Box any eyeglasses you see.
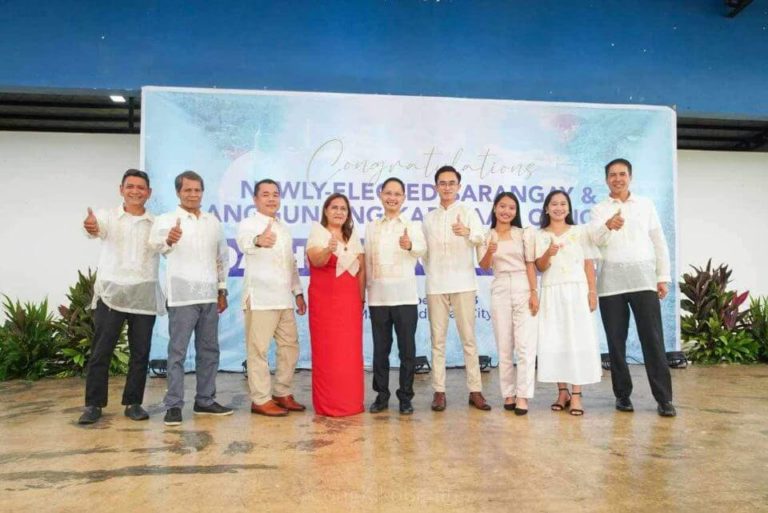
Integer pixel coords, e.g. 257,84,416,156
437,181,459,188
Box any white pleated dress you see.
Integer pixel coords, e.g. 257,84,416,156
535,225,603,385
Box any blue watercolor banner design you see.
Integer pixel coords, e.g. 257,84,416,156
141,86,678,371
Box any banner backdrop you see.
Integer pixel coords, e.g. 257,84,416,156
141,86,678,371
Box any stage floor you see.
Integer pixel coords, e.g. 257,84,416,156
1,365,767,512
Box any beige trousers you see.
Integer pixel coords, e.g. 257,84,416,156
491,273,537,399
427,291,482,393
244,308,299,405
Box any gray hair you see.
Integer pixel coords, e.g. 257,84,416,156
174,170,204,192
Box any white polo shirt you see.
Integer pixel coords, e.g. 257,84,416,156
88,205,164,315
588,193,671,297
150,207,229,307
364,214,426,306
422,201,484,295
236,211,303,310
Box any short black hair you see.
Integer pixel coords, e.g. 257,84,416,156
434,165,461,184
605,158,633,178
380,177,405,193
175,170,204,192
254,178,280,196
122,169,150,187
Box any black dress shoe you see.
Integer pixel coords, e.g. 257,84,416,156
78,406,102,425
615,397,634,412
164,407,182,426
514,407,528,416
124,404,149,421
369,400,389,414
399,401,414,415
193,401,234,416
503,403,517,411
657,401,677,417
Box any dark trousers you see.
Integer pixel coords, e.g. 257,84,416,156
599,290,673,403
369,304,417,402
85,300,156,407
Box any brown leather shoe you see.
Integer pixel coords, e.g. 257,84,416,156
272,394,306,412
431,392,446,412
468,392,491,411
250,400,289,417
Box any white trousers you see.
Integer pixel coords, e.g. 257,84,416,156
491,272,538,398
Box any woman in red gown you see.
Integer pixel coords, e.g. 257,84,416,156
306,193,366,416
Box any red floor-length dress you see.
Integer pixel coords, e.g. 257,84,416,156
308,253,364,416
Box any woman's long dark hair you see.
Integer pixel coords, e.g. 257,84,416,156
321,193,353,242
490,192,523,229
539,190,575,229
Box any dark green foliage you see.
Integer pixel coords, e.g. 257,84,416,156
0,296,64,380
56,269,129,376
745,297,768,362
0,269,131,381
679,259,756,364
682,318,759,364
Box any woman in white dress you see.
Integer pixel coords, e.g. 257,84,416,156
478,192,538,415
534,190,602,416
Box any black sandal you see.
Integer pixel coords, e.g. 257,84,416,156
569,391,584,416
550,387,571,411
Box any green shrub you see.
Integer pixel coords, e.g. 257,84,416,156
56,269,129,376
682,317,759,364
679,260,757,364
0,296,64,380
745,296,768,362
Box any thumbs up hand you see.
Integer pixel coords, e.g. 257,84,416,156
399,227,412,250
83,207,99,236
327,235,339,253
452,213,470,237
166,218,183,246
257,220,277,248
485,230,499,256
486,237,499,255
606,208,625,231
546,238,561,257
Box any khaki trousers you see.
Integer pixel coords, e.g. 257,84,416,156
244,308,299,405
427,291,482,393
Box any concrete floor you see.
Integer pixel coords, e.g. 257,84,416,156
1,365,767,513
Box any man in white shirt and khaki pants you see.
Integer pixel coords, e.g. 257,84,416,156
423,165,491,412
589,158,676,417
236,179,307,417
365,177,426,415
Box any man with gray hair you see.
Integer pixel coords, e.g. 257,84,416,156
150,170,233,426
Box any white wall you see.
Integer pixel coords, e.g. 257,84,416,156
0,132,139,309
678,150,768,297
1,133,767,313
